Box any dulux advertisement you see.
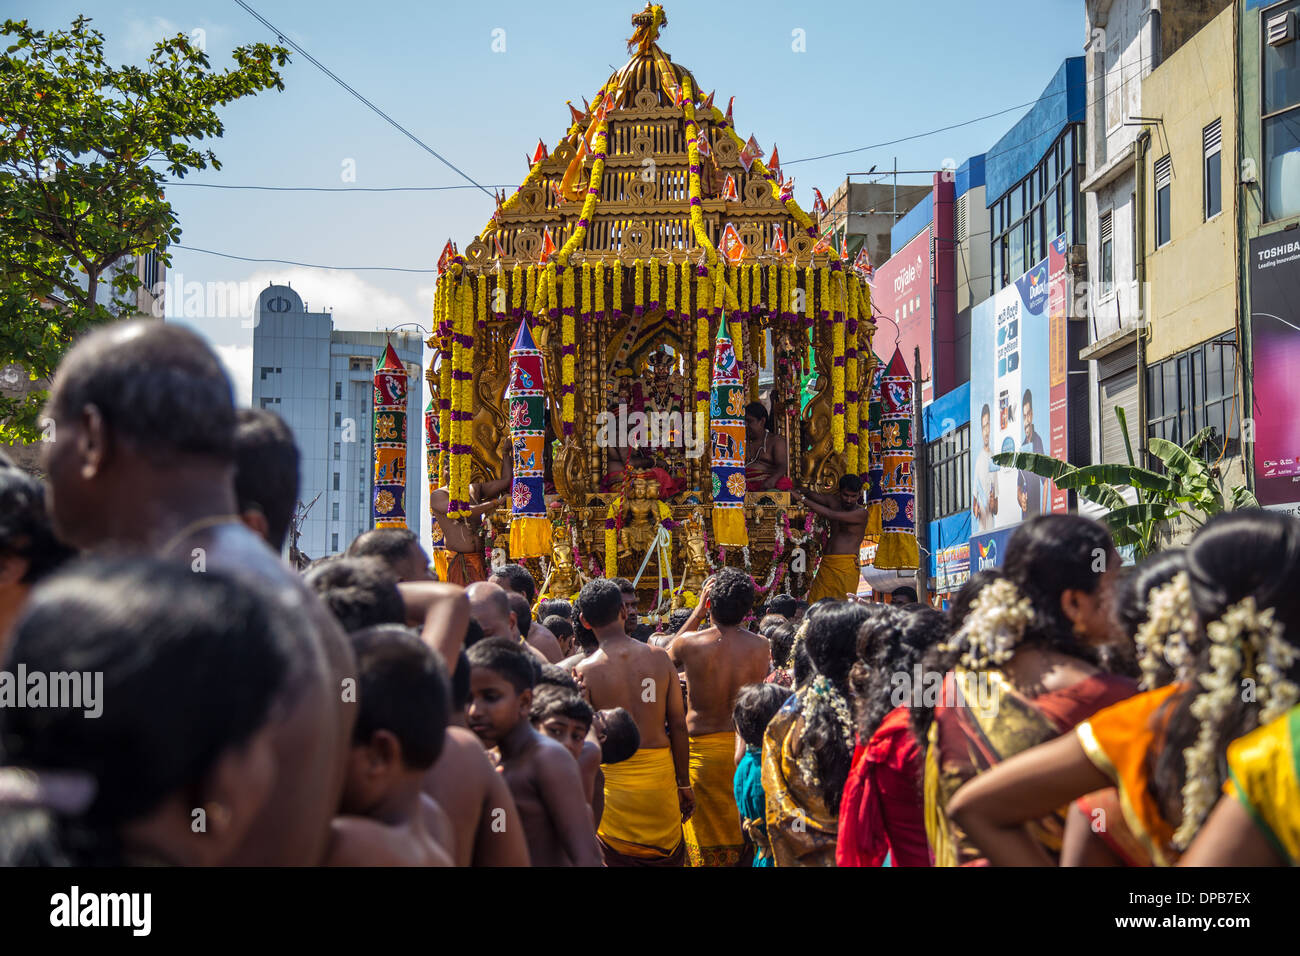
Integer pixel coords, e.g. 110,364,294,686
969,233,1069,569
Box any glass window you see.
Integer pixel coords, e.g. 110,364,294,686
1156,181,1171,246
1045,187,1058,241
332,533,339,552
1061,171,1075,243
1101,234,1113,295
1009,183,1023,224
334,442,341,460
1028,210,1038,267
1205,120,1223,220
332,502,339,520
334,382,342,400
1263,2,1300,115
1264,109,1300,221
334,411,342,428
333,473,340,491
1010,222,1024,278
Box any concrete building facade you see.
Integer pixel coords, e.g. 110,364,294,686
250,284,422,559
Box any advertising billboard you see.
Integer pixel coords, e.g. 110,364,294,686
871,226,933,404
969,233,1069,566
1250,230,1300,513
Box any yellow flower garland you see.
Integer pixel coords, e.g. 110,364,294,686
512,263,523,315
666,255,676,316
681,76,718,266
562,265,576,434
831,269,845,455
526,265,537,320
595,261,605,316
695,270,711,442
556,121,607,266
768,263,778,315
845,272,859,473
612,263,622,315
634,258,644,312
437,285,452,487
649,257,660,309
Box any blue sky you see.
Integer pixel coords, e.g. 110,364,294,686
24,0,1084,549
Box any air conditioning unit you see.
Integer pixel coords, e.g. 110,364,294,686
1268,10,1296,47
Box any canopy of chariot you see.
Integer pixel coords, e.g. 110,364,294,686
426,3,879,619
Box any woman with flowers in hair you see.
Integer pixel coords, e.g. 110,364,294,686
948,510,1300,866
924,515,1137,866
763,601,874,866
838,605,949,867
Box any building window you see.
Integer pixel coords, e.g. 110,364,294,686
335,382,342,400
1145,332,1239,461
1154,155,1172,247
1264,4,1300,220
926,424,971,522
332,502,339,520
1099,211,1114,298
332,533,339,553
1204,119,1223,220
333,473,340,491
350,357,371,372
259,397,273,410
334,411,342,428
260,366,273,381
334,442,341,460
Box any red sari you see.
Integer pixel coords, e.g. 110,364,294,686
837,706,931,867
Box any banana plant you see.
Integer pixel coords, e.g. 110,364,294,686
993,407,1257,558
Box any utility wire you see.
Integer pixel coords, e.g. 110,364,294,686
174,243,438,273
162,181,519,193
232,0,493,197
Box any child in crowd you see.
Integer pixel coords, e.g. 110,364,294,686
466,637,602,866
327,625,455,866
733,683,794,867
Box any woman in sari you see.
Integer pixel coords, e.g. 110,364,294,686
763,602,874,866
923,515,1138,866
948,510,1300,866
838,605,948,867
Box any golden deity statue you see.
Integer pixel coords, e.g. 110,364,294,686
673,510,711,610
540,534,587,601
619,475,662,557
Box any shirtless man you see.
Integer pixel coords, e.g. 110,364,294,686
467,637,602,866
668,568,772,866
491,562,564,662
40,319,354,865
327,625,453,866
743,402,791,491
467,581,548,665
793,473,870,603
574,579,693,866
430,485,507,585
348,527,434,582
424,649,531,867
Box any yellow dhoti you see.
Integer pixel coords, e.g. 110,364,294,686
808,553,861,603
431,549,449,582
598,746,684,865
683,731,744,866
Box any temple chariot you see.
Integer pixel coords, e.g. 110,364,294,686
425,4,879,617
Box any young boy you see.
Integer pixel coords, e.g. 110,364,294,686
732,683,793,867
531,685,602,807
467,637,603,866
327,625,456,866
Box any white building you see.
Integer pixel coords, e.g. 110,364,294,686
250,284,422,559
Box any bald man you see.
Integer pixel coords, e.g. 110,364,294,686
41,318,356,866
467,581,548,664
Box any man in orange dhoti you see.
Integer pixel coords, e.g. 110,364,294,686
795,475,869,603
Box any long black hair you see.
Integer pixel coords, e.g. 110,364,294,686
0,557,292,865
1001,513,1117,661
1110,549,1188,684
852,605,950,743
1151,510,1300,841
912,570,1004,744
799,601,875,815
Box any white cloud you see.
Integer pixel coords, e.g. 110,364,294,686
120,16,182,59
213,343,253,406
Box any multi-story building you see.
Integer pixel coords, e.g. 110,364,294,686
819,178,931,279
1080,0,1233,470
250,283,423,559
1241,0,1300,515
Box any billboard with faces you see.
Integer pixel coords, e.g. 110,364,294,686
969,233,1069,566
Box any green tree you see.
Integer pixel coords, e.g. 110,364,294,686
994,407,1257,558
0,16,289,441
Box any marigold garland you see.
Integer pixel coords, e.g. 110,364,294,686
556,121,607,266
831,264,846,455
511,263,523,317
844,269,860,473
612,263,623,316
594,261,605,316
649,258,660,311
561,264,576,437
681,76,719,266
665,256,677,318
436,285,452,487
477,274,488,332
526,265,537,320
695,269,711,446
633,258,644,317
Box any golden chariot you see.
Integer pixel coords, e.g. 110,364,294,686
427,4,877,616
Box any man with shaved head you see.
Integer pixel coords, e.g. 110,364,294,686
41,318,356,866
467,581,546,665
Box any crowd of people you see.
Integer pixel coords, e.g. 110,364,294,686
0,317,1297,867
